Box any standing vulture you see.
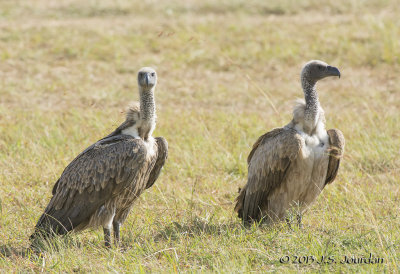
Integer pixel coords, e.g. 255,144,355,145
235,60,345,226
31,67,168,247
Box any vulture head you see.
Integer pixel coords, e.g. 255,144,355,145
138,67,157,91
301,60,340,85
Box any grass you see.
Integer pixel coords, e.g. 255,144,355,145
0,0,399,272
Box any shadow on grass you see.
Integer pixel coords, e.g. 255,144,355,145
153,218,245,242
0,219,287,255
0,234,85,258
0,244,30,258
150,214,294,243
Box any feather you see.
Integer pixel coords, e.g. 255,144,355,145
32,136,151,238
235,127,302,223
325,129,345,185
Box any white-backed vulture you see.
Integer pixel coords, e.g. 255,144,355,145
31,67,168,247
235,60,345,226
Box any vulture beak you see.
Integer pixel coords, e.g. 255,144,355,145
145,73,149,87
327,66,341,78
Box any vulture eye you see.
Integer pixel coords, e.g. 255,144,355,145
151,72,155,77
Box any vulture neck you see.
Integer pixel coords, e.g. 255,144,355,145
301,76,320,134
139,87,156,141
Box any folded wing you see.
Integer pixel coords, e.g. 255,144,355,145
325,129,345,185
33,135,148,236
235,128,303,223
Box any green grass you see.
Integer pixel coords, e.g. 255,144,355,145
0,0,399,272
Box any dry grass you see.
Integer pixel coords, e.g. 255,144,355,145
0,0,399,272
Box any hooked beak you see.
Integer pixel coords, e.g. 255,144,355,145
145,73,149,87
327,66,341,78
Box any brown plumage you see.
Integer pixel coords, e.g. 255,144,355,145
31,67,168,247
235,60,345,225
325,129,345,184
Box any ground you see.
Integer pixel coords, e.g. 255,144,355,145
0,0,399,272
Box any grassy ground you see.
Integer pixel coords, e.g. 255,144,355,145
0,0,399,272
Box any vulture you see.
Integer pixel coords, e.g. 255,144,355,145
235,60,345,226
31,67,168,247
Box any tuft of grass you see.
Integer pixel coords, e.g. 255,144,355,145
1,0,399,272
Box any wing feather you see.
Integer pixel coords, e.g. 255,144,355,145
325,129,345,185
33,135,148,236
235,127,303,223
145,137,168,189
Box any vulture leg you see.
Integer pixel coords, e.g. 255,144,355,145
285,217,293,231
103,228,112,248
297,214,303,229
113,221,121,246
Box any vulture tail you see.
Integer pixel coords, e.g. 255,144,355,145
234,187,246,221
29,210,72,250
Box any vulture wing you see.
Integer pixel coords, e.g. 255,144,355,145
235,127,303,223
325,129,345,185
146,137,168,189
33,135,149,237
